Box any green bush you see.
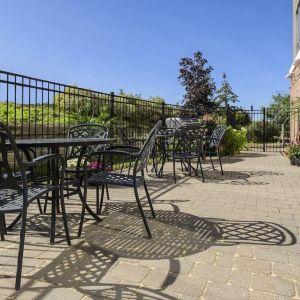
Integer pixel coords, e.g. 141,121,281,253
286,144,300,159
0,102,112,126
235,110,251,127
222,126,247,155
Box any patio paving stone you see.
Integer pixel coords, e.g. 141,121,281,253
249,290,275,300
234,256,272,274
163,273,206,297
251,273,295,297
108,262,150,283
203,281,249,300
229,269,251,289
190,262,231,283
0,151,299,299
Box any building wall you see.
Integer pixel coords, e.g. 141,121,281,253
290,0,300,142
293,0,299,59
290,64,300,142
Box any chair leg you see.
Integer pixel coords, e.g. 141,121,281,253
188,159,192,176
43,198,48,214
120,157,125,173
198,156,205,182
50,197,56,245
60,189,71,246
143,180,155,218
99,184,105,215
7,212,22,231
133,185,152,238
173,158,176,184
37,199,43,214
209,153,215,170
218,150,224,175
3,214,6,234
0,214,5,241
152,152,159,176
128,160,132,175
78,185,87,237
15,209,27,290
96,185,100,214
105,184,110,200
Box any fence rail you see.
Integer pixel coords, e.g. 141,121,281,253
0,70,196,141
1,70,296,153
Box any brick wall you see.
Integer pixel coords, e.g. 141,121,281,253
290,63,300,142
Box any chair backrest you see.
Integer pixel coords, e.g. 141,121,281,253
116,127,131,145
209,126,226,148
67,124,109,158
173,124,205,155
133,121,162,176
0,122,26,194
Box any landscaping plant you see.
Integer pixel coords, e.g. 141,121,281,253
286,144,300,164
222,126,247,155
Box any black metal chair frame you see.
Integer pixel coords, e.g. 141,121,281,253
0,122,70,290
43,124,109,218
116,126,145,146
81,121,162,238
170,124,206,183
152,127,175,177
205,125,226,175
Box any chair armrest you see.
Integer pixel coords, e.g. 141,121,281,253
107,145,140,152
23,154,63,167
91,150,138,158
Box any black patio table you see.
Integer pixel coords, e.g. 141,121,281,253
7,137,115,243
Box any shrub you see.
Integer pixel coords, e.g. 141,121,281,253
286,144,300,159
204,119,217,135
235,110,251,127
222,126,247,155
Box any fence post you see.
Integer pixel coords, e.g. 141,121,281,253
109,92,114,119
161,102,165,126
263,107,266,152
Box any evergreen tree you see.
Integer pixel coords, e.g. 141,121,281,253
214,73,238,108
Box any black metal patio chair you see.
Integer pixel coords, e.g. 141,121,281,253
116,126,145,146
81,121,162,238
0,122,70,290
43,124,109,214
205,125,226,175
169,124,206,183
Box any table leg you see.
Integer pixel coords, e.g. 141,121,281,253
50,145,59,244
77,146,100,221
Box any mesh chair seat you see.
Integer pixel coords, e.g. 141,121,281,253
88,172,144,187
0,185,55,213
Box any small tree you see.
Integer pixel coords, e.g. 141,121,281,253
267,92,290,125
178,51,216,114
214,73,238,108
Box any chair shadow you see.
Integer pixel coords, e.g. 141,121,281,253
197,169,283,185
12,203,296,299
236,152,269,158
97,203,296,256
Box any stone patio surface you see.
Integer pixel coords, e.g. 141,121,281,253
1,151,300,299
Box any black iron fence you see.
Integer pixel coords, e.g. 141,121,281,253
212,107,296,152
0,70,296,152
0,70,196,142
